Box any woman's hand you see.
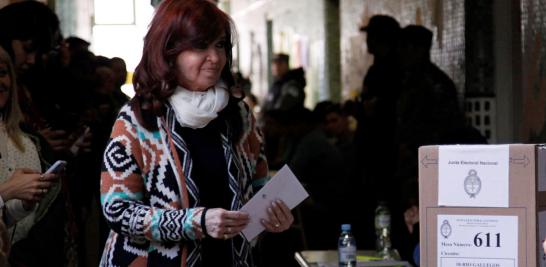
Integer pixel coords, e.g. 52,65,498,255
39,128,70,153
261,199,294,233
204,208,249,240
0,168,58,204
69,128,93,155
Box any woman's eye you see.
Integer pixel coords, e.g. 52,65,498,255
215,41,227,49
23,44,36,54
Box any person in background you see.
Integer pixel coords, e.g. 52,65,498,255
0,1,61,78
262,53,306,113
65,36,91,57
0,45,58,224
396,25,466,153
0,3,86,265
233,71,258,113
395,25,485,264
0,46,60,265
0,1,74,156
100,1,293,265
354,14,403,249
322,103,355,155
109,57,130,107
261,54,306,171
313,101,357,186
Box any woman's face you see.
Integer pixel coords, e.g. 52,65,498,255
175,34,227,91
11,39,36,75
0,61,12,110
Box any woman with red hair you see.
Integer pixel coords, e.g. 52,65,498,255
99,0,293,266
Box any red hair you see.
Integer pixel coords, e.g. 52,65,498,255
131,0,236,130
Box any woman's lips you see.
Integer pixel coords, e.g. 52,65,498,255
202,68,219,72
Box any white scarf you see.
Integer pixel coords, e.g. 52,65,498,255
168,81,229,129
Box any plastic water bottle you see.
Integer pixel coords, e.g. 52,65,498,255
374,201,391,251
377,228,401,260
338,224,357,267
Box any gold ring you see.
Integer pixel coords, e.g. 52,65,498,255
227,227,232,234
274,223,280,228
223,234,228,240
39,175,44,180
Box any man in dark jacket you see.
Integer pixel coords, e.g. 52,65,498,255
397,25,465,149
262,53,306,112
353,15,403,249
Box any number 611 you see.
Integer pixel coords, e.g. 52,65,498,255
474,232,501,247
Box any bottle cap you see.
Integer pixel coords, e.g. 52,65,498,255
341,224,351,231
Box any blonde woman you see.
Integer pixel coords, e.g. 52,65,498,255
0,47,58,245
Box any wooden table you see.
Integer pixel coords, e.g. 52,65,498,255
295,250,412,267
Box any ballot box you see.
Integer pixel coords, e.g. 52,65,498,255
418,144,546,267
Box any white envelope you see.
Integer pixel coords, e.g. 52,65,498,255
240,165,309,241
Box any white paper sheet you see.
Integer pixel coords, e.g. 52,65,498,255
438,145,509,207
437,214,518,267
240,165,309,241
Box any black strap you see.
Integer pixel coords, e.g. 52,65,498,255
201,207,211,238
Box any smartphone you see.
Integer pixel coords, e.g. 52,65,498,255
45,160,67,174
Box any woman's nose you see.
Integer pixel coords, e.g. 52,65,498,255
26,52,36,66
206,48,220,63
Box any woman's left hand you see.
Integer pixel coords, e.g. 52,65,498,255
261,199,294,233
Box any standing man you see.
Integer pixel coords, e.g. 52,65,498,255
353,14,403,249
262,53,306,113
396,25,466,152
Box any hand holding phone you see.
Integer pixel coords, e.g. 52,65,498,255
45,160,67,174
70,126,91,155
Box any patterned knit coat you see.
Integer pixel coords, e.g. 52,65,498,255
100,102,268,266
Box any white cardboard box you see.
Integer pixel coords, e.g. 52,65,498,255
419,144,546,267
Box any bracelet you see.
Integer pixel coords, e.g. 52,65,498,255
201,208,211,238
